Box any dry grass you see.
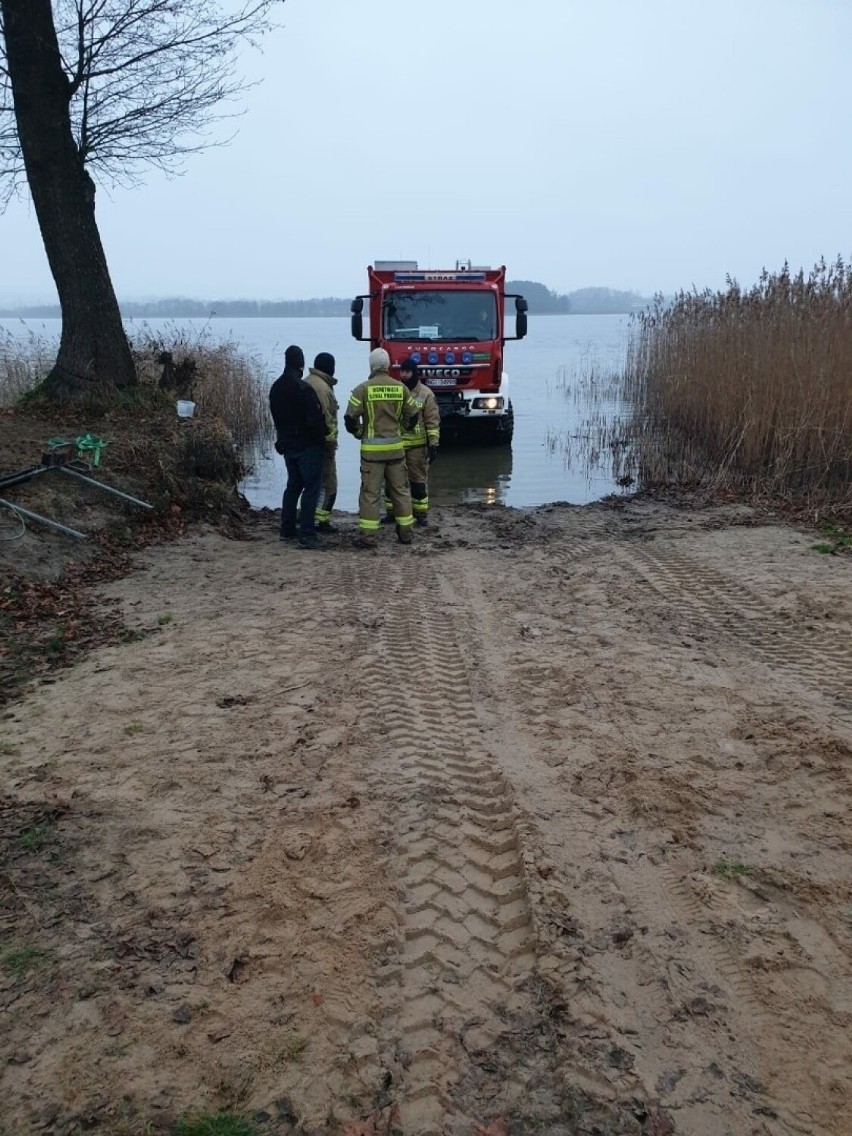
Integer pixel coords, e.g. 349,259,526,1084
130,322,272,448
622,259,852,507
0,325,56,407
0,322,272,450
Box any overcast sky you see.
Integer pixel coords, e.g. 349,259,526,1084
2,0,851,305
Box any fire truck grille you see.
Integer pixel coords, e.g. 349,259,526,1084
434,392,468,417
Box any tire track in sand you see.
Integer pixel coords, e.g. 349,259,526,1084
339,556,537,1134
447,553,845,1136
622,546,852,726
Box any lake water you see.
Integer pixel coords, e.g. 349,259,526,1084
1,313,631,509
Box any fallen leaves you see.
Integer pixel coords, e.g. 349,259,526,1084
1,509,189,706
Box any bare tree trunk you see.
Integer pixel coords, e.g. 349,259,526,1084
1,0,135,398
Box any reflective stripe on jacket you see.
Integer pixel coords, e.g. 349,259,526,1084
402,380,441,449
346,370,420,461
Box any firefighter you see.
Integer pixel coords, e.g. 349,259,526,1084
384,356,440,526
306,352,339,532
344,348,420,549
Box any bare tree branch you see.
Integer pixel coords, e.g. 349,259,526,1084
0,0,285,397
1,0,283,194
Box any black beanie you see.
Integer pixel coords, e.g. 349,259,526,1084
400,356,419,381
314,351,335,376
284,344,305,370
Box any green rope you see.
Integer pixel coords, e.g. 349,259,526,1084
74,433,110,467
45,434,110,467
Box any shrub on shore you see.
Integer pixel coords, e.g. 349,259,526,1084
623,259,852,507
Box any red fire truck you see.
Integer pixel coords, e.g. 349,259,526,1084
350,261,527,444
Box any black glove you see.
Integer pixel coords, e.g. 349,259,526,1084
343,415,360,437
427,446,439,463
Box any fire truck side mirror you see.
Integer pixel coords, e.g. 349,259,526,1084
515,296,528,339
351,297,364,341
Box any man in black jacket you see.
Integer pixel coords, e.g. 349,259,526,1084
269,345,327,550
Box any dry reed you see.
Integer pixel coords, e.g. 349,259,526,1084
130,323,272,448
624,259,852,506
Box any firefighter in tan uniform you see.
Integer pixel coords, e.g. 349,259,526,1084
305,352,339,532
344,348,420,548
384,356,440,526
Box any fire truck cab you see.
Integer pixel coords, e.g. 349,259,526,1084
351,261,527,444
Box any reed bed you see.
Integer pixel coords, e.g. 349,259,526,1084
623,260,852,507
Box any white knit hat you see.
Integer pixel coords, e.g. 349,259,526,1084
368,348,390,373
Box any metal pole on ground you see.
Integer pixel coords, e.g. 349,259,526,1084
0,466,49,492
0,498,87,539
57,466,153,509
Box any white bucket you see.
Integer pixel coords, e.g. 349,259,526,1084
176,399,196,418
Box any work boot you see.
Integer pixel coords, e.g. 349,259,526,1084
279,530,296,542
414,515,428,527
316,522,338,534
297,534,324,550
396,524,413,546
353,536,377,550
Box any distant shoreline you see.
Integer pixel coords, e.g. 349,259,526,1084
0,306,643,320
0,285,651,321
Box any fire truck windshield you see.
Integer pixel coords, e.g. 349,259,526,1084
383,290,497,342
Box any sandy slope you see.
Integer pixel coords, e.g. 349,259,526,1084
1,500,850,1135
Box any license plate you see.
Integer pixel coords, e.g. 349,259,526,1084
427,377,456,387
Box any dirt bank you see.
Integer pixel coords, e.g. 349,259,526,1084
1,499,850,1135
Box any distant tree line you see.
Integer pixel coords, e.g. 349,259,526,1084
565,286,649,314
0,296,350,319
123,297,352,318
505,281,649,314
0,283,650,320
504,280,571,313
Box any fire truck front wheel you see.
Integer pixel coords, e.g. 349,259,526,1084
487,399,514,445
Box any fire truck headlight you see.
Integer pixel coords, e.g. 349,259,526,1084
473,397,503,411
